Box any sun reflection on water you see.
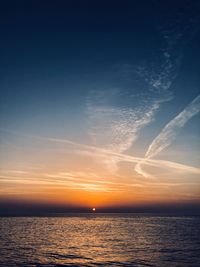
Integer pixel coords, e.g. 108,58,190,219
0,216,199,266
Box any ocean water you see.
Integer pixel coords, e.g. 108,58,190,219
0,214,200,267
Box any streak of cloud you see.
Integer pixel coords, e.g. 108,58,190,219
135,95,200,178
1,128,200,177
85,5,193,173
132,11,200,179
146,95,200,159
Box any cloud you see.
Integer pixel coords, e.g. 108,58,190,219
131,11,200,179
146,94,200,159
85,10,190,174
0,169,127,193
86,86,170,173
1,128,200,179
135,95,200,178
77,147,200,175
134,160,155,179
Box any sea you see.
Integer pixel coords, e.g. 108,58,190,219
0,214,200,267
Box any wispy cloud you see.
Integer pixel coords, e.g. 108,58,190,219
86,46,178,173
84,8,192,174
1,128,200,178
84,10,200,178
146,95,200,159
135,95,200,178
85,52,178,172
0,170,126,193
86,91,162,172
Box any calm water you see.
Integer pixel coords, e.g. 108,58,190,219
0,214,200,267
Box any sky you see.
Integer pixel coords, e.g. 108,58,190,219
0,0,200,214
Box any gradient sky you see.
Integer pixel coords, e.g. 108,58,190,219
0,0,200,212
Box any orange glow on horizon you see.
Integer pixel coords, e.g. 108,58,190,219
1,160,200,209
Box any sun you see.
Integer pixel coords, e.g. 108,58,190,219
92,208,96,212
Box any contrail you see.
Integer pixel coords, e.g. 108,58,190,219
146,94,200,159
135,94,200,178
1,128,200,176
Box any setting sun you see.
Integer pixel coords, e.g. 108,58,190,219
92,208,96,212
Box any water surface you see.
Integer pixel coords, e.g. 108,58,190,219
0,214,200,266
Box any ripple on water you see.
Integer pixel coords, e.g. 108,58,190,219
0,215,200,267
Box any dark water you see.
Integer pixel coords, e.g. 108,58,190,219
0,214,200,267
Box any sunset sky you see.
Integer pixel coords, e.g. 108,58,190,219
0,0,200,214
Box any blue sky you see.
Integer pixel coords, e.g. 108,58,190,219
0,0,200,211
